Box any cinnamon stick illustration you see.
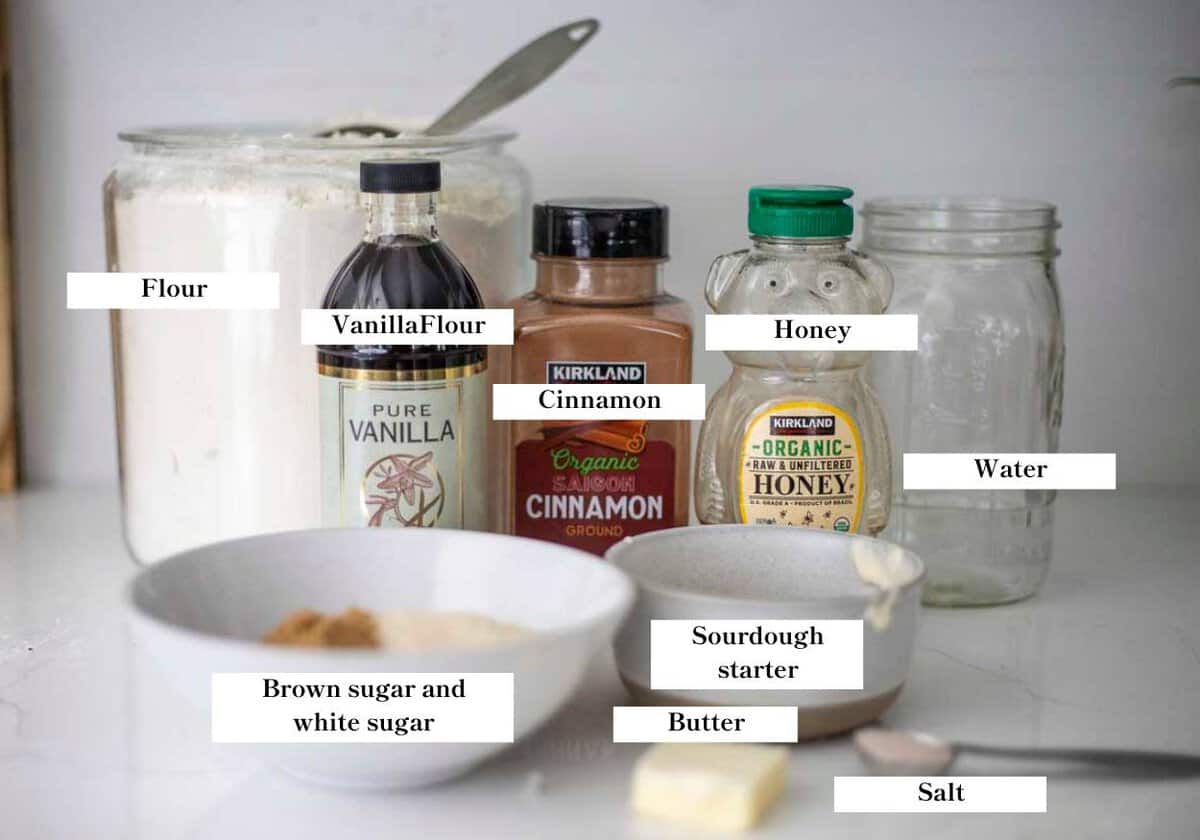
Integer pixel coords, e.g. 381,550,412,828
538,419,648,453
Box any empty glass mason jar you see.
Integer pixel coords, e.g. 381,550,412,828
862,198,1064,606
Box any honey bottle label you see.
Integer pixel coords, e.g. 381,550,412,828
318,361,487,529
737,400,863,532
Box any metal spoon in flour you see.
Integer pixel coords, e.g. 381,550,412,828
854,727,1200,779
318,18,600,139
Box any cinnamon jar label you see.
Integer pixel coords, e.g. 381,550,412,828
737,401,863,532
318,362,487,529
514,422,675,555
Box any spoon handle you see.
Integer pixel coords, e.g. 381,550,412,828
424,18,600,136
959,743,1200,777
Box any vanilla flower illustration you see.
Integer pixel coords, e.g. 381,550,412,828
376,452,435,505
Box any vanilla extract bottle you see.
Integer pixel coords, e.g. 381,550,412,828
318,159,487,529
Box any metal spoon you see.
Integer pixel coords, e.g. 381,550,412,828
317,18,599,139
854,727,1200,779
425,18,599,135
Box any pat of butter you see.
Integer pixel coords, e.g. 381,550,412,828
631,743,788,832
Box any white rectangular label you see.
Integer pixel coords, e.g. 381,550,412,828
612,706,799,743
903,453,1116,489
492,384,707,420
211,673,513,743
302,309,513,345
67,272,279,309
319,368,487,529
833,776,1047,813
705,314,917,351
650,620,863,690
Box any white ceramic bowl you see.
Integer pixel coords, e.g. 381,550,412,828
608,525,924,739
126,528,633,789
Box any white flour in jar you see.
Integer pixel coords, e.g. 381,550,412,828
111,164,522,562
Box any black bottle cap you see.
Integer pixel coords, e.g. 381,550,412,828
360,159,441,194
533,198,669,259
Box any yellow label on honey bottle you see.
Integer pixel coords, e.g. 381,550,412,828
737,401,864,532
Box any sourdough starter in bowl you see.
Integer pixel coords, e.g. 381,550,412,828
608,525,923,739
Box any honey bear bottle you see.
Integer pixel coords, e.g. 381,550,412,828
695,186,893,534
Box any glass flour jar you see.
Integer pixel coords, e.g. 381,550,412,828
104,122,529,563
863,198,1064,606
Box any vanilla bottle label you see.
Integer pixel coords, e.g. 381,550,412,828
319,362,487,529
737,400,863,532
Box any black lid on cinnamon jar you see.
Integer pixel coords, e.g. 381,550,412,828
533,198,668,259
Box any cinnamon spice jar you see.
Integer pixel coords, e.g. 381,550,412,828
494,199,692,554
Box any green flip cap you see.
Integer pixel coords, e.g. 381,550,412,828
748,185,854,238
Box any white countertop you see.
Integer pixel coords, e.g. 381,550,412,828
2,486,1198,839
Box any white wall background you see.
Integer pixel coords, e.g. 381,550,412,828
9,0,1200,487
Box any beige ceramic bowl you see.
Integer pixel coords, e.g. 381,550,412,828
607,525,924,739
